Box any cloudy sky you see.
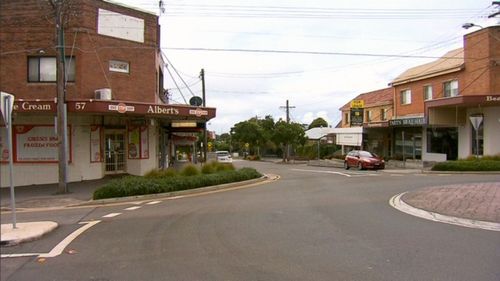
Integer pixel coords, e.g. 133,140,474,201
114,0,498,134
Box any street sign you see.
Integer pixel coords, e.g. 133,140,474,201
1,91,14,124
469,115,483,131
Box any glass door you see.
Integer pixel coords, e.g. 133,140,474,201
105,133,126,173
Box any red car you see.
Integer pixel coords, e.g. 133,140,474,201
344,150,385,170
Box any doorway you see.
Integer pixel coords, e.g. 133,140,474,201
105,132,126,173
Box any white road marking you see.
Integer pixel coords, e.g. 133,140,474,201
146,201,161,205
39,220,101,258
102,213,122,218
124,206,142,211
291,168,353,177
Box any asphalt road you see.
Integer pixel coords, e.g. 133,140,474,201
2,161,500,281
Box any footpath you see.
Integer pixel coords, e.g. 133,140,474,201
2,162,500,246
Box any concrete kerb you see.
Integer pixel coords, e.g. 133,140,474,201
1,221,58,247
389,192,500,232
72,175,272,208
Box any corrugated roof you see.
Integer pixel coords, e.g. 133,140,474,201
339,87,393,111
390,48,464,85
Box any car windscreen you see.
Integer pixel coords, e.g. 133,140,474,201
359,151,377,158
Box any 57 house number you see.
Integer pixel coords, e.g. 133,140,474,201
75,102,86,110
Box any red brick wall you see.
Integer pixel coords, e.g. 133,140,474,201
393,71,464,117
0,0,159,103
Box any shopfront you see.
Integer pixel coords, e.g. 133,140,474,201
389,117,424,160
0,99,215,187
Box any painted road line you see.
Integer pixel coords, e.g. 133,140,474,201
146,201,162,205
38,220,101,258
389,193,500,232
124,206,142,211
291,168,352,177
102,213,122,218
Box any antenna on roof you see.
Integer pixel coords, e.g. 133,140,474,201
159,0,165,15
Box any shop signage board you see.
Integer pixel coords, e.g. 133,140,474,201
350,108,364,126
389,117,425,127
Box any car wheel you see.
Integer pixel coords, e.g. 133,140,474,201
357,162,363,170
344,161,349,170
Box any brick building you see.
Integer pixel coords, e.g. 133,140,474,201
0,0,215,187
339,25,500,163
339,88,394,157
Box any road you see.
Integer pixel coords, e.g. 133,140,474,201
1,161,500,280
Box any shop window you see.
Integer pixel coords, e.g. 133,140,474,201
394,128,422,160
426,127,458,160
424,85,433,100
28,56,75,82
443,80,458,97
471,123,484,156
400,89,411,105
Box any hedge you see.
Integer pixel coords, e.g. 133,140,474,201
431,159,500,171
93,167,262,200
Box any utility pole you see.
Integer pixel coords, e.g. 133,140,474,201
280,100,295,162
200,68,208,162
55,0,68,193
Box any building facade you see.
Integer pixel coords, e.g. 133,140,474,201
340,26,500,163
0,0,215,187
339,88,394,158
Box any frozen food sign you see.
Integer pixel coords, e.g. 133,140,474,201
14,125,71,163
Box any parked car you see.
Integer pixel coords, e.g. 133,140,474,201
216,151,233,163
344,150,385,170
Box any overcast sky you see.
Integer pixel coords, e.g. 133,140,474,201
114,0,498,134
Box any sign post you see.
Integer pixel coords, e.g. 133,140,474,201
1,91,16,228
469,115,483,157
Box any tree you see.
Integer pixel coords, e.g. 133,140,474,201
272,120,307,162
230,120,265,156
308,117,328,129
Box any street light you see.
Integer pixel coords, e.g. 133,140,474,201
462,23,484,29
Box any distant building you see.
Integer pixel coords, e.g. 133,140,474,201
0,0,215,187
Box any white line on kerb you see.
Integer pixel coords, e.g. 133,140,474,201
124,206,142,211
389,193,500,232
102,213,122,218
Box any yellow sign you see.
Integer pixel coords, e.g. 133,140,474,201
245,143,250,148
350,100,364,108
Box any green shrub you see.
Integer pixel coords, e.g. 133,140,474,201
181,164,200,176
201,162,216,174
93,168,263,200
145,168,178,178
431,159,500,171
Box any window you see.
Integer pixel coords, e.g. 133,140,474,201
400,89,411,105
381,108,388,121
443,80,458,97
109,60,129,73
424,85,433,100
365,110,372,122
28,56,75,82
344,112,349,125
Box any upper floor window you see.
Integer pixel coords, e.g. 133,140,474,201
28,56,75,82
109,60,130,73
380,108,388,121
365,110,372,122
344,112,349,125
400,89,411,105
423,85,433,100
443,80,458,97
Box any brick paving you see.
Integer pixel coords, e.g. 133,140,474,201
402,182,500,223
